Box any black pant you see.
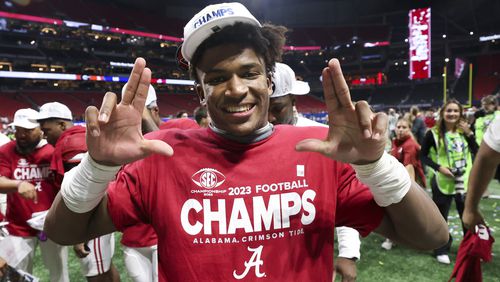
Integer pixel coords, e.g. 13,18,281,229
431,177,466,256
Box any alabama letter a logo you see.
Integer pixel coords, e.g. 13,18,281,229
233,245,265,279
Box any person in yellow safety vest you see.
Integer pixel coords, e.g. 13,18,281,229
473,95,499,145
420,99,479,265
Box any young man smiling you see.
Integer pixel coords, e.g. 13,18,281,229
45,2,448,281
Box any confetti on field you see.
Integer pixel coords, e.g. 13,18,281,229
378,261,384,266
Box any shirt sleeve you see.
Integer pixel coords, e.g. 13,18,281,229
106,163,149,232
0,149,11,177
420,130,440,171
335,163,385,237
402,142,418,167
483,117,500,153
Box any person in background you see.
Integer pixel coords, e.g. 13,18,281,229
193,105,211,128
268,62,361,282
409,106,427,145
175,110,189,118
420,99,478,264
36,102,120,282
472,95,500,188
0,108,68,282
463,117,500,230
45,2,448,280
387,108,399,140
382,117,426,250
0,131,11,219
473,95,499,145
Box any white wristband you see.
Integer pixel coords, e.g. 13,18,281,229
351,152,411,207
61,153,121,213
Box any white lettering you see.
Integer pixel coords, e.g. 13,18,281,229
203,199,227,234
233,246,265,279
227,198,252,234
180,199,203,235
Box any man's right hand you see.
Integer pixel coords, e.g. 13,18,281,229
73,243,90,258
85,58,173,166
462,208,485,230
17,181,37,203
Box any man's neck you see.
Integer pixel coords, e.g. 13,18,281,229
210,123,274,144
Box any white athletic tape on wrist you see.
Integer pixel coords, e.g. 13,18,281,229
351,152,411,207
61,153,121,213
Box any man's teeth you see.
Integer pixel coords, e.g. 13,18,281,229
226,105,251,113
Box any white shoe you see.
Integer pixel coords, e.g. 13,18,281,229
436,254,451,264
381,239,393,250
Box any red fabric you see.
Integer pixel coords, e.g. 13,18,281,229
159,118,200,130
0,141,57,236
107,125,384,281
449,225,495,282
390,135,426,187
50,126,87,186
424,116,436,128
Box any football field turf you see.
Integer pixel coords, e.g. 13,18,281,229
33,180,500,281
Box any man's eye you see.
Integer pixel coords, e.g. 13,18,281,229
207,77,226,85
243,71,259,78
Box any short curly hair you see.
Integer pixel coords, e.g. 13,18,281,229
189,22,287,82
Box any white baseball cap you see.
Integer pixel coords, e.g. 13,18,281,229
271,63,311,98
121,83,157,108
181,2,261,62
36,102,73,121
9,108,40,129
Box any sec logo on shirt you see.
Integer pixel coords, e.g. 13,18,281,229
191,168,226,189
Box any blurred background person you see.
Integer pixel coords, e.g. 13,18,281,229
0,108,69,281
36,102,120,282
382,117,426,250
420,99,478,265
193,105,210,128
409,105,427,145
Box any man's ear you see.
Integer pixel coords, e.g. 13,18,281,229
267,73,273,96
195,83,206,105
60,121,67,131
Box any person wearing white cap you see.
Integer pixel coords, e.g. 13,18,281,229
46,2,448,281
36,102,120,282
123,83,162,134
269,62,361,281
0,108,69,281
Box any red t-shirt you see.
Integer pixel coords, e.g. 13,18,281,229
391,136,426,187
107,125,384,281
159,118,200,130
0,140,57,236
51,125,87,186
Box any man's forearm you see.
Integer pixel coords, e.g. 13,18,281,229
44,154,119,245
381,182,448,250
0,177,21,193
465,143,500,211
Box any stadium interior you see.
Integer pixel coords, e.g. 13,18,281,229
0,0,499,119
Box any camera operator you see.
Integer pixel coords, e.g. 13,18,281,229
421,99,478,265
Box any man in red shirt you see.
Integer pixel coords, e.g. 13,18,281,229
45,3,448,281
0,108,68,281
36,102,120,282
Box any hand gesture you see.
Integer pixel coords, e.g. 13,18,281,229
85,58,173,166
457,120,473,136
17,181,37,203
296,59,387,164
